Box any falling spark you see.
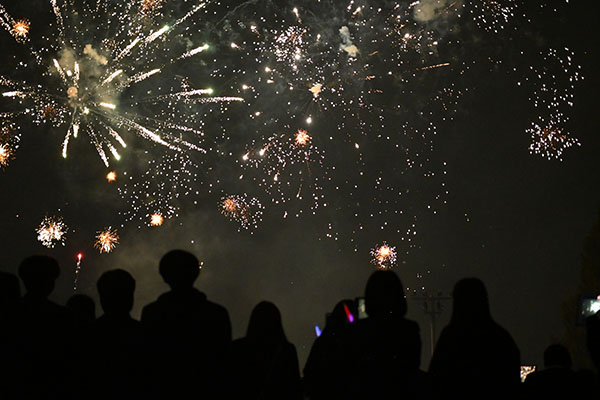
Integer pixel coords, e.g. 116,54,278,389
94,227,119,253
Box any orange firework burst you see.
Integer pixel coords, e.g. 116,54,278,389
150,213,164,226
106,171,117,182
12,19,30,39
94,227,119,253
370,243,397,269
0,144,11,167
140,0,165,13
295,129,311,146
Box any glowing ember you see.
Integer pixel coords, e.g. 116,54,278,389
106,171,117,182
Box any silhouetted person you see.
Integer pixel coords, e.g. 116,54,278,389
524,344,575,398
89,269,145,400
65,293,96,398
66,293,96,324
141,250,231,399
13,255,74,399
344,270,425,399
429,277,520,398
0,270,20,311
0,271,21,397
229,301,301,400
586,311,600,372
303,299,355,400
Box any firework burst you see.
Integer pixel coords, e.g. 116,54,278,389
370,243,397,270
0,0,242,168
219,194,264,230
94,227,119,253
37,216,67,248
150,213,164,226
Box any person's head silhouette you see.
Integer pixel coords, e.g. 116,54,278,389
247,301,287,345
451,277,492,325
364,270,407,317
18,255,60,299
97,269,135,315
543,344,572,369
159,250,200,290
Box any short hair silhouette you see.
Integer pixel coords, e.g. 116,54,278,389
364,270,407,317
451,277,491,325
246,301,287,344
97,269,135,314
66,294,96,322
543,344,572,368
18,255,60,297
159,249,200,289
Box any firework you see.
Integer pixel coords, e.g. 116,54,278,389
0,0,241,168
73,253,83,292
219,194,264,230
295,129,311,146
106,171,117,182
150,213,164,226
370,243,397,269
37,216,67,248
0,122,19,168
11,19,29,38
94,227,119,253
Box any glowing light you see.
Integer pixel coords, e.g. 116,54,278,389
106,171,117,182
315,325,322,337
99,102,116,110
344,304,355,323
94,227,119,253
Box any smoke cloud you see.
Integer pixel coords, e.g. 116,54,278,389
339,26,359,57
413,0,461,23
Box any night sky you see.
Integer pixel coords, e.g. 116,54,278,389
1,0,599,370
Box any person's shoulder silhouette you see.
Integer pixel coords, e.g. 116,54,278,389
230,301,301,400
524,344,575,398
429,277,520,398
141,250,231,399
0,270,20,311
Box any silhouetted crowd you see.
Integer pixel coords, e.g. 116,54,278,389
0,250,599,399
